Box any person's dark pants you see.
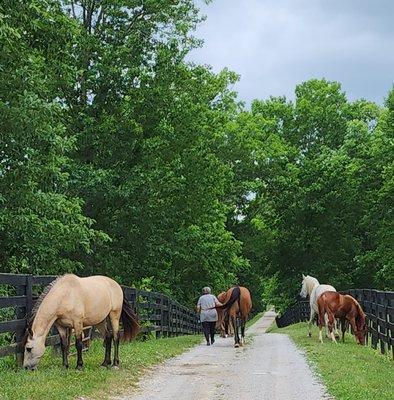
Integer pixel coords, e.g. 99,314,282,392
202,321,216,344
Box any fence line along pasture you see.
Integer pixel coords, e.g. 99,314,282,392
0,273,200,364
275,289,394,357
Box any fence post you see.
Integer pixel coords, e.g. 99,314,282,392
15,274,32,366
156,294,162,339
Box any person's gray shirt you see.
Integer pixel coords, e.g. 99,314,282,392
197,294,219,322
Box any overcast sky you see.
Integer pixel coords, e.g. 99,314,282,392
188,0,394,105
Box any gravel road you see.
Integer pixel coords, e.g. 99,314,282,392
115,312,331,400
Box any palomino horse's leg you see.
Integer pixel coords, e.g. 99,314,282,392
109,311,121,368
57,325,71,368
96,320,112,367
308,309,316,338
74,322,84,370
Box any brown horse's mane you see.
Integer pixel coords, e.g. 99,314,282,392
27,275,64,331
354,298,366,330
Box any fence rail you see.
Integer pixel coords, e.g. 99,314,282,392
275,289,394,357
0,273,200,361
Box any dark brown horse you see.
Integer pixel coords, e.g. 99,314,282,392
317,291,366,345
215,286,252,347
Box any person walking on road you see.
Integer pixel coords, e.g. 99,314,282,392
196,287,222,346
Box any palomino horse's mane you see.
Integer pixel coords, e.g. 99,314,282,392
27,275,64,330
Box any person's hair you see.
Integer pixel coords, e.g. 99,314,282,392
202,286,211,294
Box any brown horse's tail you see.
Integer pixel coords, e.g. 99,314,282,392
121,298,140,341
317,294,326,327
215,286,241,311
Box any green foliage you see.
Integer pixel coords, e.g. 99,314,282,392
0,0,105,275
226,81,393,307
0,1,392,312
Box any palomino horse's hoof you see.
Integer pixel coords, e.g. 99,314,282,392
112,365,120,370
308,332,312,338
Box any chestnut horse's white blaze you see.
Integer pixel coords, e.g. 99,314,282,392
23,274,139,370
299,274,339,338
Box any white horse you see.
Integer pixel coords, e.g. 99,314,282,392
300,274,339,338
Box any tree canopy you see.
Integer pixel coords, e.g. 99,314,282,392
0,1,392,309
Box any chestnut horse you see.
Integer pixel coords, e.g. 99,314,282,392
216,286,252,347
23,274,140,370
317,291,366,345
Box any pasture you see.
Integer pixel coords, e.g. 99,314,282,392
0,335,201,400
270,322,393,400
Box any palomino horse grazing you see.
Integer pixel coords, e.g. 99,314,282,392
23,274,140,370
216,286,252,347
317,292,366,344
300,274,339,338
216,292,234,337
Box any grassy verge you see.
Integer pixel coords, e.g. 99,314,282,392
0,334,201,400
270,322,393,400
246,312,263,328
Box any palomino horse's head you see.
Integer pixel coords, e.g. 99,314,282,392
22,328,46,370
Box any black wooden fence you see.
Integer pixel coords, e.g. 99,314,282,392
0,273,200,361
275,300,310,328
275,289,394,357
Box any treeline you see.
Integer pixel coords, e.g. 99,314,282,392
0,1,392,309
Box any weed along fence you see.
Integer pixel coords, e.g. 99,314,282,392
0,273,200,363
275,289,394,357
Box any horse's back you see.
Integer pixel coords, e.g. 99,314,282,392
240,286,252,312
315,284,336,298
79,275,123,306
62,275,123,325
311,284,336,311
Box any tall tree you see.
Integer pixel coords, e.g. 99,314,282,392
0,0,104,275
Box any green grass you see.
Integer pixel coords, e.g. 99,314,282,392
270,322,393,400
246,312,263,328
0,334,201,400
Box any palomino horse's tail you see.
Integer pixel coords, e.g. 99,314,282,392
215,286,241,311
121,298,140,341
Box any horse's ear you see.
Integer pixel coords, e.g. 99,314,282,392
302,274,306,279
